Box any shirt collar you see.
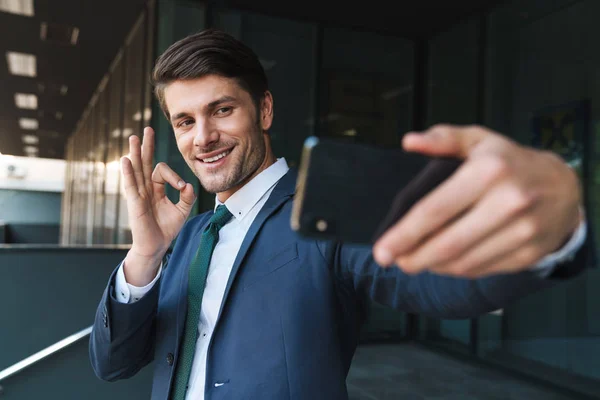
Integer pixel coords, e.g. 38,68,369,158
215,158,289,221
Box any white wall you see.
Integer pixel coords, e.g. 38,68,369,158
0,155,66,192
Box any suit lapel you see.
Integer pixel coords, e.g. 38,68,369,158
213,169,297,327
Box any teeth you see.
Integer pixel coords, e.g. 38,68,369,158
202,150,230,163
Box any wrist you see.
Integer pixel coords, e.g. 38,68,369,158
123,248,165,286
559,206,584,250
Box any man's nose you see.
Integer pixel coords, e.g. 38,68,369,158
192,120,219,148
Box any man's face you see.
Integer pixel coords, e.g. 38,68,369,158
164,75,273,196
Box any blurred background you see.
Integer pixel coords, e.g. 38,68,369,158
0,0,598,399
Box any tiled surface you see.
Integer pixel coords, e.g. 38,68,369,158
347,343,579,400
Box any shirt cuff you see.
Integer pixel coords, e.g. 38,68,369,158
531,215,587,278
114,261,163,304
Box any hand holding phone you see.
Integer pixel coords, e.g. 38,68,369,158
291,136,462,244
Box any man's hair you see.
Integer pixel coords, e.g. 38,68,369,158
151,29,268,120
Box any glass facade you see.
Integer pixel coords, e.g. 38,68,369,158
61,3,155,245
58,0,599,396
419,1,600,397
320,27,414,146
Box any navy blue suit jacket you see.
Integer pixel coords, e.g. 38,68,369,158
90,169,590,399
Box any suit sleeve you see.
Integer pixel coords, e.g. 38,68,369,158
89,213,209,382
89,254,167,381
325,228,595,319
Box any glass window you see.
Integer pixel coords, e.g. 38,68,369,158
73,128,88,245
427,19,479,126
82,115,95,245
143,2,155,128
70,133,81,244
320,27,414,148
61,137,73,244
104,53,125,244
91,86,109,244
478,1,600,394
117,16,146,245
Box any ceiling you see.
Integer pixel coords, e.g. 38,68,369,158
224,0,505,39
0,0,504,160
0,0,148,159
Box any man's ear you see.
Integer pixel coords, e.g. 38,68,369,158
260,91,274,131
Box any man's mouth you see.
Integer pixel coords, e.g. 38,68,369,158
199,148,233,163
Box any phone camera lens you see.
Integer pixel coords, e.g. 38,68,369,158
316,219,328,232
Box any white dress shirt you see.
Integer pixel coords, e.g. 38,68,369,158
114,157,587,398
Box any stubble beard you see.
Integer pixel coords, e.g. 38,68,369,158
194,126,266,194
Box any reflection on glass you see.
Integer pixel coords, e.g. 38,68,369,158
320,27,414,148
117,14,146,245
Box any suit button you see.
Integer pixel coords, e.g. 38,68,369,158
166,353,174,366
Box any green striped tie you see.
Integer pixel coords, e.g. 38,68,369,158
172,205,232,399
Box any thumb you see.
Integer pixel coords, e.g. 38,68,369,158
402,124,489,159
176,183,196,215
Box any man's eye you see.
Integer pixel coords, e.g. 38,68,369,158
178,119,193,127
216,107,232,115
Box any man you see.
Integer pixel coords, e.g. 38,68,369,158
90,29,590,400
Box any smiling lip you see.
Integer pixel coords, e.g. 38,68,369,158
196,146,234,163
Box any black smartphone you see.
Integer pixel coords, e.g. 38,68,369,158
291,136,463,244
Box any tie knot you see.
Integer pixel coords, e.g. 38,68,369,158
210,205,232,229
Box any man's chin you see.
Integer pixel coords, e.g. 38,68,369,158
197,172,235,195
198,180,228,195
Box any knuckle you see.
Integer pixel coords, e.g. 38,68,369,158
483,155,510,181
151,168,162,181
518,218,540,242
506,187,535,215
431,123,450,131
542,149,564,166
466,124,494,136
430,124,454,139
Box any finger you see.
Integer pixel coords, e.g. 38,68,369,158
129,134,146,195
176,183,197,215
402,124,492,158
373,155,506,266
141,127,155,187
120,156,140,201
394,182,537,273
151,162,186,200
427,216,546,278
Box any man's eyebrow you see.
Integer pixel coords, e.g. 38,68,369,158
170,112,189,122
170,96,238,123
206,95,237,110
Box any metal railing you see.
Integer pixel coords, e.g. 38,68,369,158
0,325,93,394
